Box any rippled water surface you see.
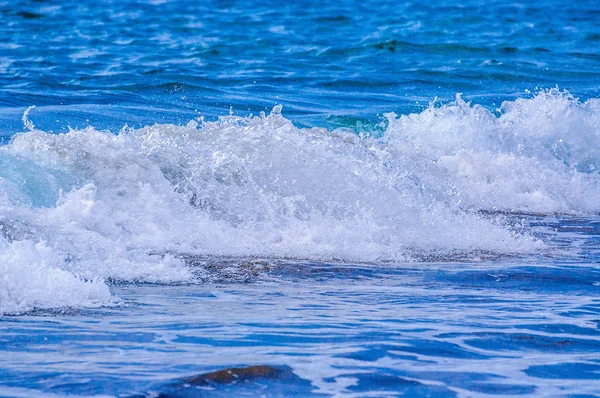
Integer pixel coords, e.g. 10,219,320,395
1,0,600,396
3,215,600,397
1,0,600,133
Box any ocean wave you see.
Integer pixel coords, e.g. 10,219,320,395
1,89,598,313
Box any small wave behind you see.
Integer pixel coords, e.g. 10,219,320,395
2,89,599,313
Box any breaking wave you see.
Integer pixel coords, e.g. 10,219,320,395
2,89,599,313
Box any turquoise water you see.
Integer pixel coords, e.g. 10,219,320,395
1,0,600,396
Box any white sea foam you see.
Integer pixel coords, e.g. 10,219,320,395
2,90,598,313
0,238,111,314
385,89,600,213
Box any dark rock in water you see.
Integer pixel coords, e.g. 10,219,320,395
16,11,44,19
132,365,312,398
182,365,293,385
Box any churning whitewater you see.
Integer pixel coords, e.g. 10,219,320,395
1,90,599,313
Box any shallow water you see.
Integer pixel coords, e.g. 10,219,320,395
2,216,600,397
2,0,600,396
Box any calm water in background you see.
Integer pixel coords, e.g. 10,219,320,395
1,0,600,397
1,0,600,134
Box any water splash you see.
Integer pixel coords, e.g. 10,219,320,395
21,106,36,132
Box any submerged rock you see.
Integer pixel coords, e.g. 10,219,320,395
182,365,295,385
131,365,307,398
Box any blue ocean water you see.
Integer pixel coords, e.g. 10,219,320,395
1,0,600,396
